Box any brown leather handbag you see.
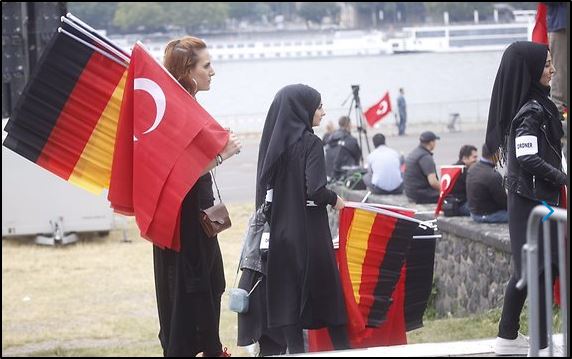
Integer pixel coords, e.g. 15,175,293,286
199,171,231,238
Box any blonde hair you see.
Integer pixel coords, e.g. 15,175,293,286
163,36,207,94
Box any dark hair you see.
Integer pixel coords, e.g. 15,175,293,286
338,115,350,128
372,133,386,148
163,36,207,94
458,144,477,161
481,143,492,159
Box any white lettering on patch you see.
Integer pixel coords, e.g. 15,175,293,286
515,135,538,157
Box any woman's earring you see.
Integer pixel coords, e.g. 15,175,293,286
191,78,198,94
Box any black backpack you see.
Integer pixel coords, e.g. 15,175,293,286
442,196,462,217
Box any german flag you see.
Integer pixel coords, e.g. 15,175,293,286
308,203,425,351
338,205,417,330
3,24,127,194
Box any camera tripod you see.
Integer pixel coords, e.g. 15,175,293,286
342,85,371,164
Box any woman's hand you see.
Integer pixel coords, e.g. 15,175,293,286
220,132,242,161
334,196,345,210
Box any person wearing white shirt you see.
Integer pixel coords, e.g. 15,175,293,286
363,133,404,194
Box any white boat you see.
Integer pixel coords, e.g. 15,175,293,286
112,30,393,63
386,21,534,54
205,31,391,61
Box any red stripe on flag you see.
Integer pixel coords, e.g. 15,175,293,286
336,207,371,342
37,52,126,179
352,264,407,349
358,212,398,319
108,62,135,215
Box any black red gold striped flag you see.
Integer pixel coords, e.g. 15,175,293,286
308,202,436,351
337,204,418,331
3,21,127,194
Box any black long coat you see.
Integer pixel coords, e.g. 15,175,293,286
153,173,225,357
266,132,347,329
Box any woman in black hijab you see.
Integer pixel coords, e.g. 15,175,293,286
240,84,348,354
485,42,566,356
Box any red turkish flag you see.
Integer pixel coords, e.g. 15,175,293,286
434,165,464,216
532,3,548,44
108,43,228,251
364,91,392,126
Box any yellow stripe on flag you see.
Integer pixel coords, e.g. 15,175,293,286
346,208,376,304
69,70,127,194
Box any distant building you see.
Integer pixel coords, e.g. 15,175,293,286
339,2,358,29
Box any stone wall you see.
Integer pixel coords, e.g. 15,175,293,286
329,185,512,317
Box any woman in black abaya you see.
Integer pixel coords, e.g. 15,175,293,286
238,84,349,355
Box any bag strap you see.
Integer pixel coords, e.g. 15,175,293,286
210,168,222,203
232,261,262,296
248,278,262,296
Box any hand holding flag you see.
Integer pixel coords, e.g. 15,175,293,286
2,14,229,252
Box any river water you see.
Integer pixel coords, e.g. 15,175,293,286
195,50,505,133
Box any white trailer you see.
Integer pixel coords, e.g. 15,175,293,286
2,119,115,244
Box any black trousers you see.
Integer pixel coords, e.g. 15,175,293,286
498,192,559,348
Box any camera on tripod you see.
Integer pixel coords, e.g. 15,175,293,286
346,84,370,154
351,84,360,95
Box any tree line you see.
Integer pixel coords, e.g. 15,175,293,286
69,2,537,34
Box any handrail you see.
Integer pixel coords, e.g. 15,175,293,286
517,205,567,356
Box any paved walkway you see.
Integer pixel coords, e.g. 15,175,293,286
292,334,565,357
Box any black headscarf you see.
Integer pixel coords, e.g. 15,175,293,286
256,84,321,207
484,41,559,165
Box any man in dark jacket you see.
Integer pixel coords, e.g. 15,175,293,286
403,131,441,203
445,145,478,216
324,116,362,181
466,144,508,223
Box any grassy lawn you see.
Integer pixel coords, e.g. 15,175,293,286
2,201,562,356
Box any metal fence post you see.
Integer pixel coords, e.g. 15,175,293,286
519,206,568,357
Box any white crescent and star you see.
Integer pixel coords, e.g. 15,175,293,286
376,100,388,116
441,174,451,192
133,78,166,141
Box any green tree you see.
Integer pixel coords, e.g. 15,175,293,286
355,2,427,27
164,2,228,32
228,2,271,22
298,2,340,26
113,2,166,33
68,2,118,31
425,2,495,23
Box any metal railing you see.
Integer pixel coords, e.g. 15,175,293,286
517,206,568,356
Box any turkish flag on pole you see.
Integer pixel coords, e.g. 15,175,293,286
108,43,228,251
532,3,548,44
364,91,392,126
434,165,464,216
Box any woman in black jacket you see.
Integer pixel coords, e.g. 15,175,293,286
485,41,566,356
